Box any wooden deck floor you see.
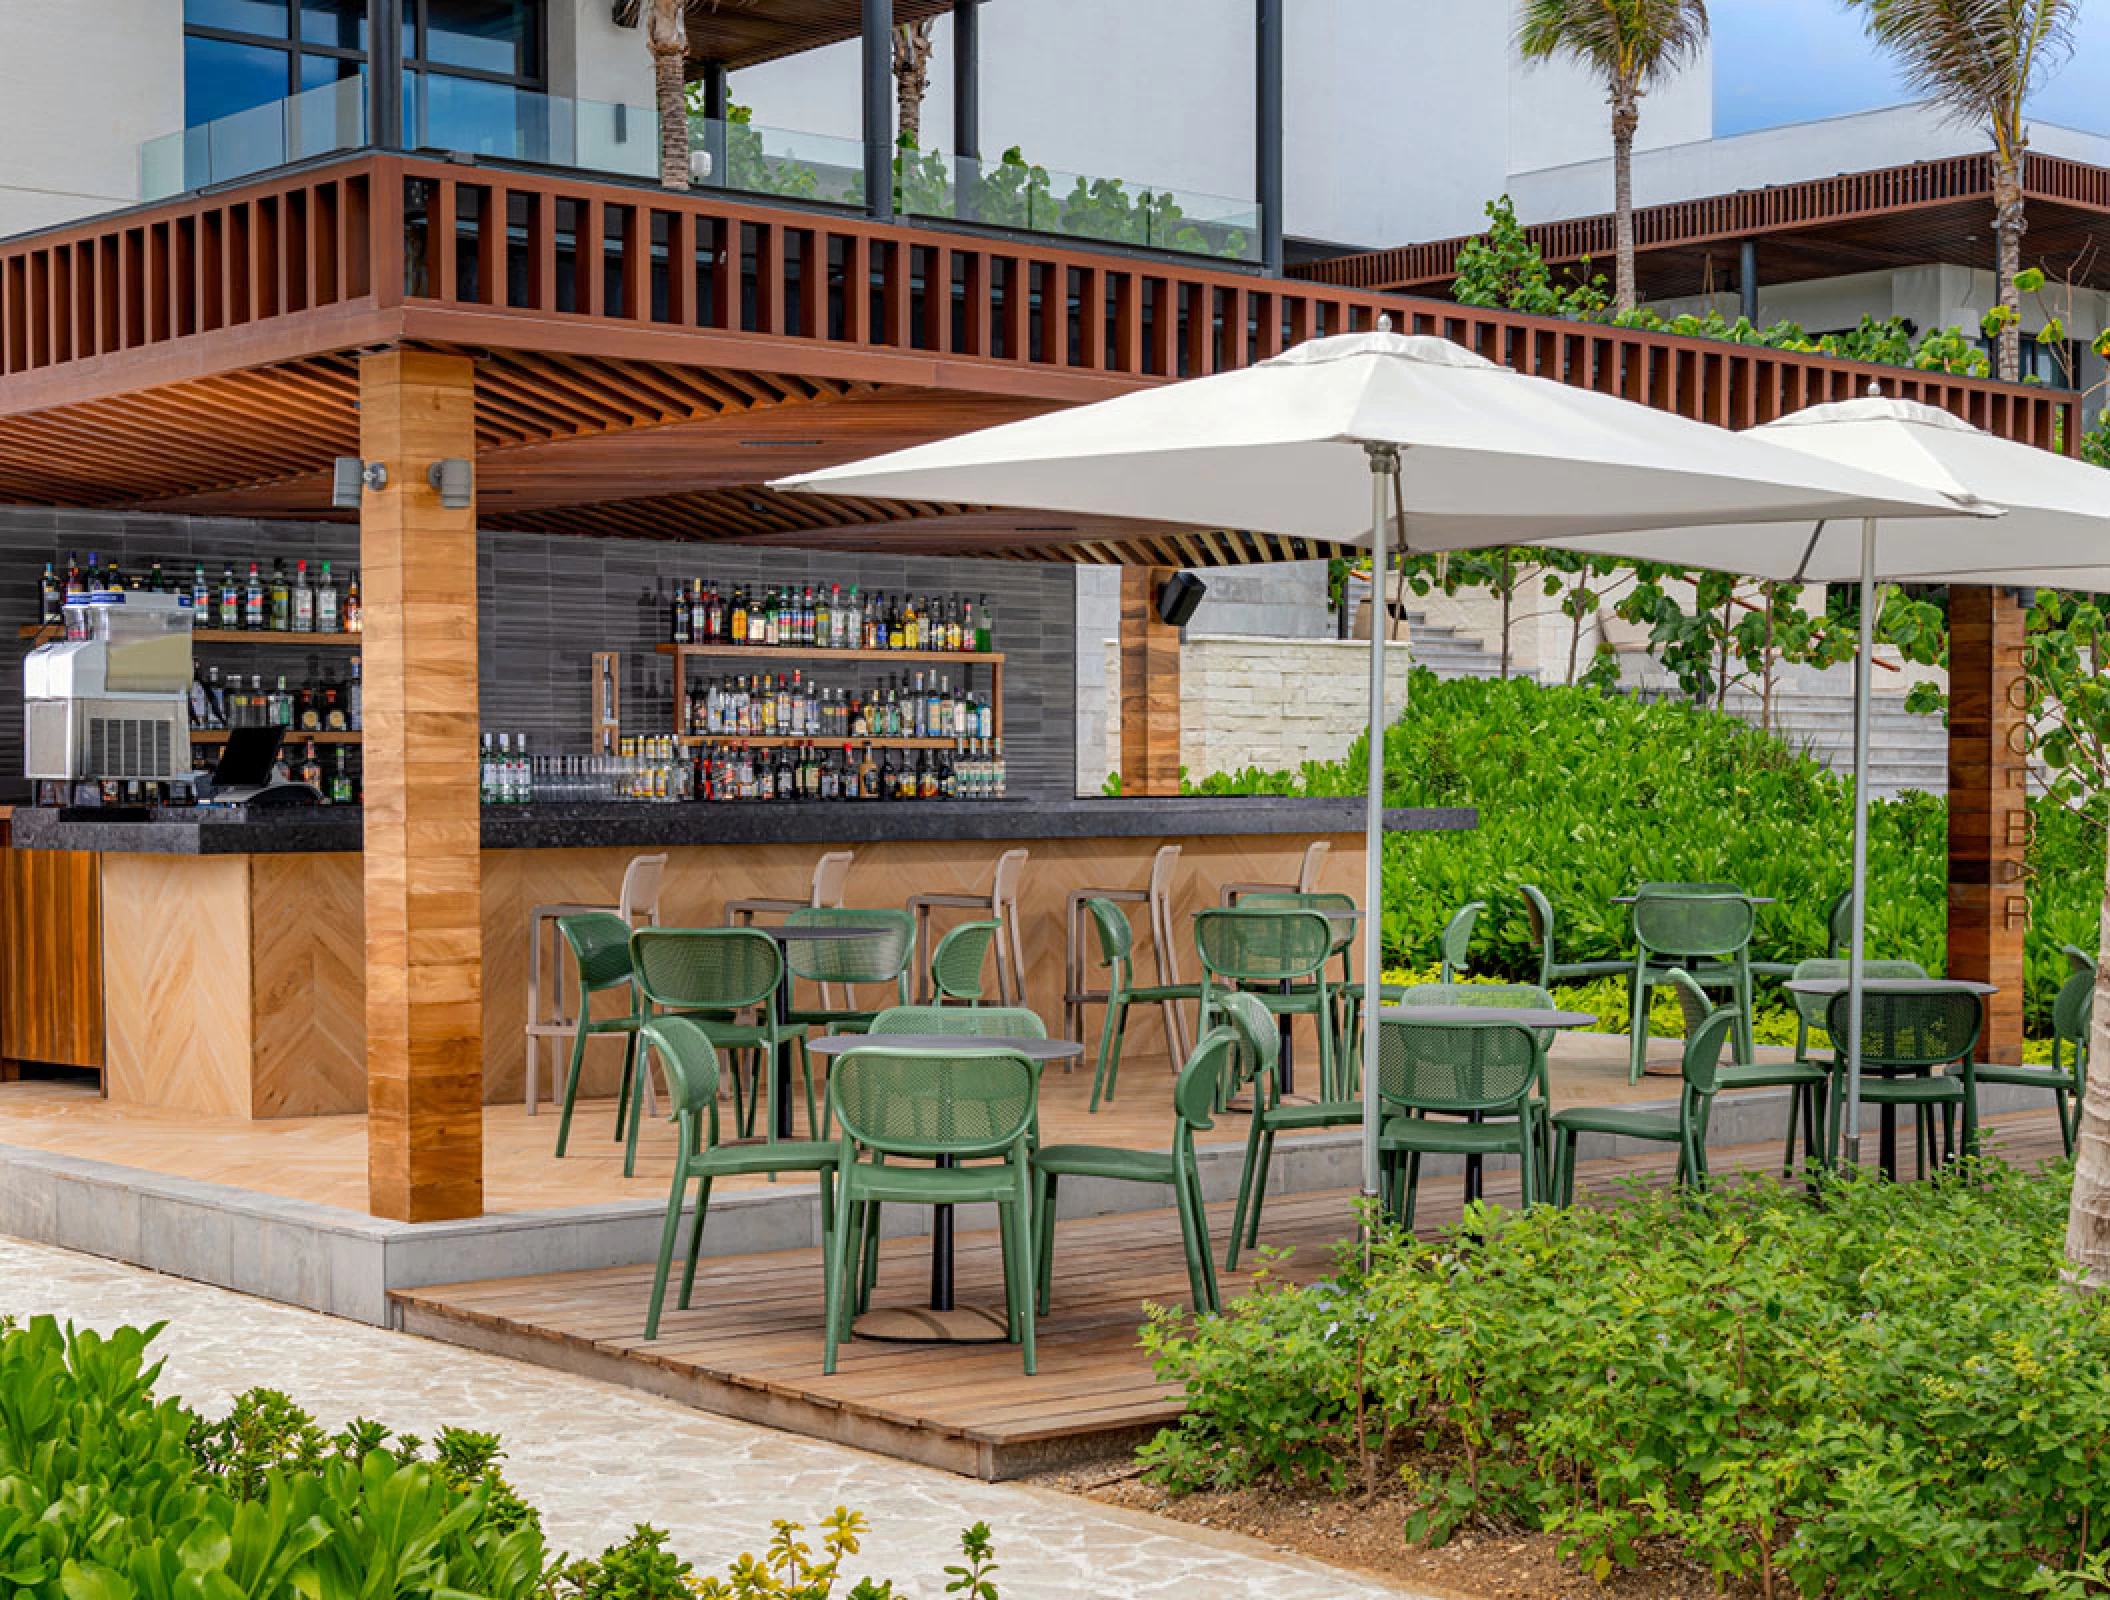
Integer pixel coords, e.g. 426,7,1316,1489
395,1108,2071,1480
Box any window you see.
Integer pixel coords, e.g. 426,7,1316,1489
183,0,366,128
403,0,547,154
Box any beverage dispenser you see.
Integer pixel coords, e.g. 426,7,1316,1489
24,591,194,783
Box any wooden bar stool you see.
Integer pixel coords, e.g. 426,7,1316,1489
1064,843,1191,1063
1219,839,1330,906
910,847,1028,1008
727,849,854,1006
524,851,666,1114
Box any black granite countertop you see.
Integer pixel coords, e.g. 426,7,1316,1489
10,798,1476,856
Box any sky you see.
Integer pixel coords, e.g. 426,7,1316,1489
1713,0,2110,139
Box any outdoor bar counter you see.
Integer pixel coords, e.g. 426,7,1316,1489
11,799,1474,1120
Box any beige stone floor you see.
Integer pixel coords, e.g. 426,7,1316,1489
0,1235,1428,1599
0,1021,1758,1216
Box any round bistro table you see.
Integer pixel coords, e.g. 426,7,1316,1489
807,1031,1085,1343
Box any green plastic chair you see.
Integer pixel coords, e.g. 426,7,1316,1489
1666,955,1834,1177
1033,1026,1232,1316
1521,884,1629,990
1439,899,1487,982
2065,942,2096,978
868,1004,1046,1038
1824,985,1983,1174
630,927,811,1175
1220,990,1361,1269
551,912,644,1160
1788,958,1932,1169
1626,891,1757,1082
1392,981,1557,1190
1375,1010,1544,1230
1196,907,1339,1104
782,908,914,1136
823,1044,1041,1375
1750,890,1856,1044
638,1016,838,1340
928,919,1002,1003
1977,965,2090,1155
1551,970,1731,1204
1082,896,1207,1112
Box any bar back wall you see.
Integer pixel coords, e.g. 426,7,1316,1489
0,508,1078,804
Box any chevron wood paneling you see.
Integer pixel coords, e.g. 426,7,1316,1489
102,855,254,1117
252,854,367,1117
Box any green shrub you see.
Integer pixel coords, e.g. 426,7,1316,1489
1190,672,2106,1033
1141,1164,2110,1599
0,1317,998,1600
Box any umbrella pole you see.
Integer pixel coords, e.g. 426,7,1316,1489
1843,517,1876,1171
1361,443,1399,1257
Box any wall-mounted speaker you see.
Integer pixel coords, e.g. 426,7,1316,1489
1156,571,1208,627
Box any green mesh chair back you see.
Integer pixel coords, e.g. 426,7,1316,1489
638,1015,722,1122
1213,989,1281,1086
1240,892,1357,955
1662,970,1736,1096
2065,942,2096,978
1632,892,1756,961
1439,900,1486,979
930,919,1002,1002
631,927,783,1012
2054,968,2093,1067
1083,898,1136,986
1521,884,1556,977
1194,908,1333,985
830,1046,1039,1158
1377,1015,1540,1114
782,907,914,988
1639,881,1742,895
1394,980,1557,1052
1786,957,1926,1033
1173,1029,1232,1132
1827,890,1858,958
1824,987,1982,1073
869,1004,1046,1038
558,911,638,994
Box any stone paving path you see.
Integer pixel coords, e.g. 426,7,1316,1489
0,1236,1425,1600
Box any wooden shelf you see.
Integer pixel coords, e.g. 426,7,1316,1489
656,642,1001,665
189,729,362,743
677,734,963,749
19,625,362,646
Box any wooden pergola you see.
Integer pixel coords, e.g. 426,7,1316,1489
0,149,2068,1215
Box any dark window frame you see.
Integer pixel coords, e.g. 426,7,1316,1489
404,0,549,90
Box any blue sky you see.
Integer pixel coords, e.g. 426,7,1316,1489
1713,0,2110,138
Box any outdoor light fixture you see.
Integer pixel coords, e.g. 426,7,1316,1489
1156,571,1207,627
428,458,474,509
331,457,388,509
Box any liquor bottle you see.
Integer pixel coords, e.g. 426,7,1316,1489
243,563,265,630
993,738,1007,797
670,582,690,643
218,564,238,629
342,570,360,633
516,733,531,803
148,561,166,594
479,734,495,803
348,658,362,731
690,578,708,644
730,586,749,643
329,748,354,805
269,559,291,631
317,562,339,632
38,562,59,624
300,738,323,792
292,559,315,631
61,552,84,607
495,734,512,803
323,675,347,732
188,564,209,621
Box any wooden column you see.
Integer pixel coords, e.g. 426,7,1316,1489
361,350,483,1221
1946,585,2028,1064
1120,566,1182,796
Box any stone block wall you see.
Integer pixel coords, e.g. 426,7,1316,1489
1097,634,1416,788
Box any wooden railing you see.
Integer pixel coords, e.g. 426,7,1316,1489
1301,150,2104,294
0,152,2075,456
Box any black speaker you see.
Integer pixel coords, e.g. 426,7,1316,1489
1155,571,1208,627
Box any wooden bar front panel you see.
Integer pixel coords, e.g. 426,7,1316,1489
0,835,105,1072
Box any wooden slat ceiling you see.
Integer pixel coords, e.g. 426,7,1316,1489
684,0,965,71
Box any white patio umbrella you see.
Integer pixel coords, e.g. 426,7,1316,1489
1548,393,2110,1165
773,334,1979,1208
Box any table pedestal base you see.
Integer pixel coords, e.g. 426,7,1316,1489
853,1305,1011,1344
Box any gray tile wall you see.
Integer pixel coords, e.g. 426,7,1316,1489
0,507,1075,803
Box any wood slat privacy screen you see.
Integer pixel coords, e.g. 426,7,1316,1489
0,152,2075,457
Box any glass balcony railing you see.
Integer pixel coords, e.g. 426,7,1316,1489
143,86,1260,266
143,75,368,199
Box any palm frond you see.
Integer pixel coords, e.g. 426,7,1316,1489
1844,0,2078,140
1516,0,1711,92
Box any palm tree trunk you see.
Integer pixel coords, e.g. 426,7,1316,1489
893,20,935,148
2067,885,2110,1292
1611,91,1640,314
1992,154,2027,383
648,0,689,192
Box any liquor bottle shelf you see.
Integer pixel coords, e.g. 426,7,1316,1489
656,642,1002,665
678,734,966,750
18,625,362,646
188,729,363,743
